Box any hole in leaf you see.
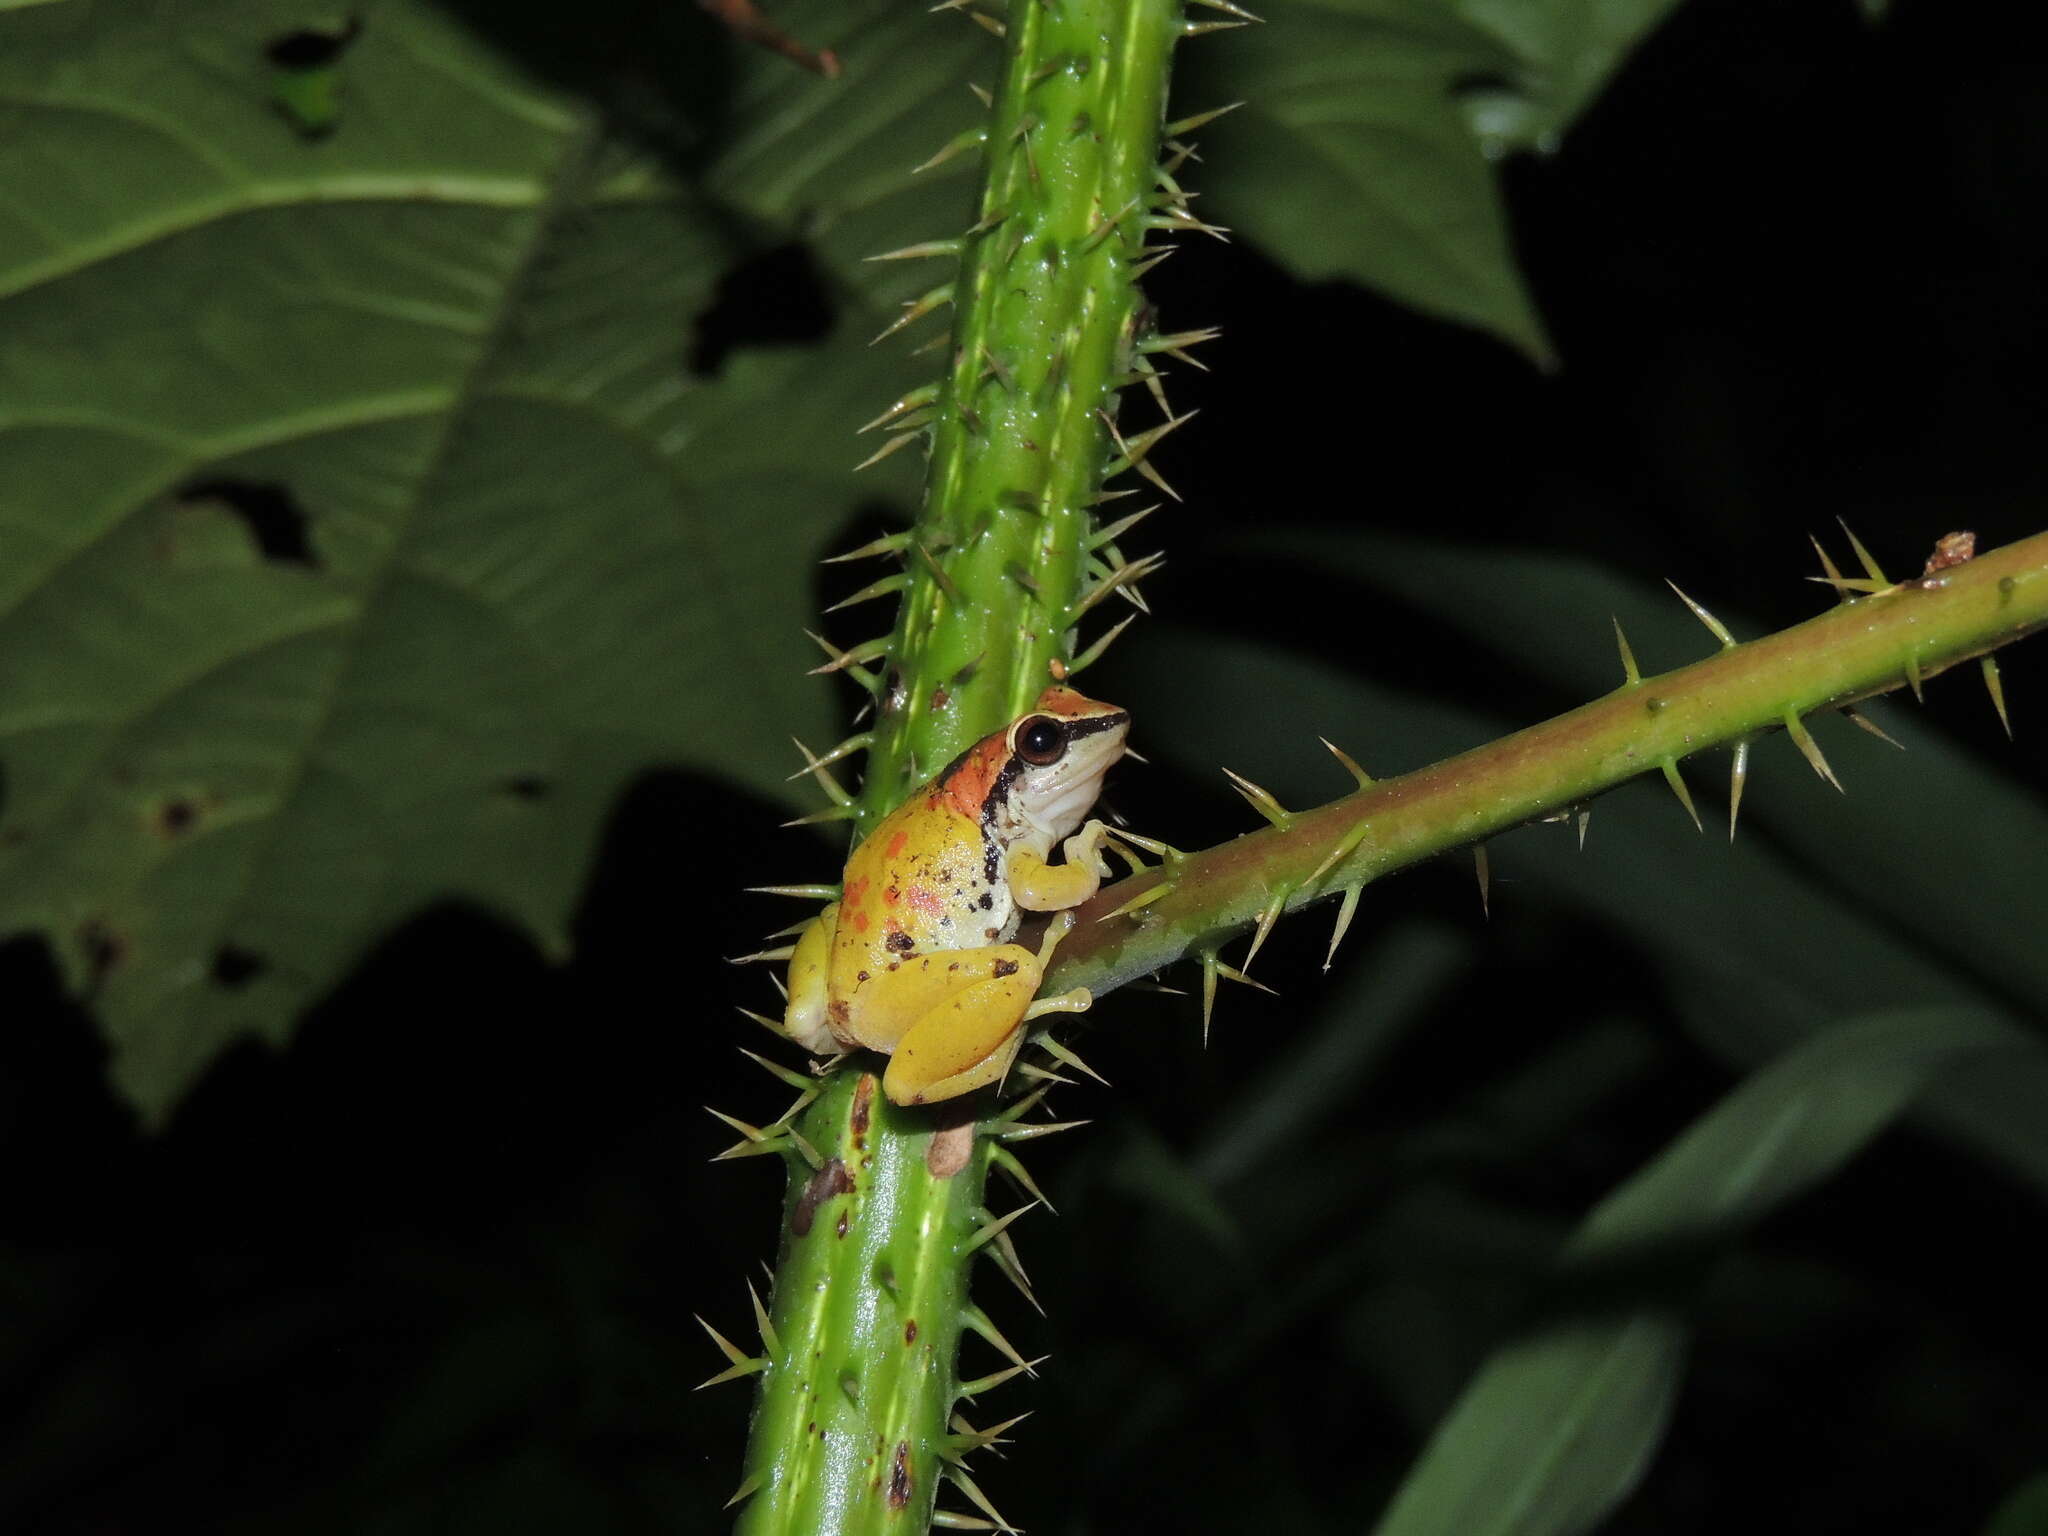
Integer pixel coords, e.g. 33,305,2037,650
688,242,834,376
211,946,268,990
153,797,201,839
265,17,362,68
264,16,362,138
175,479,322,570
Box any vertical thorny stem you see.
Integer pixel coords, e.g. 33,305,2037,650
729,1,1193,1530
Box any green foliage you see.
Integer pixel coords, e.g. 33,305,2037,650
1183,0,1688,361
2,1,2044,1534
0,0,939,1119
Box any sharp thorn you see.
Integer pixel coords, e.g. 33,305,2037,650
1837,518,1892,587
1982,655,2013,739
780,804,857,828
1199,952,1218,1046
738,1047,815,1093
944,1463,1021,1534
825,529,912,562
1324,884,1362,972
1320,736,1374,788
823,573,905,614
1728,738,1750,841
1661,758,1703,832
1577,809,1591,849
1904,653,1925,702
747,1279,781,1358
1241,892,1285,971
985,1233,1043,1315
745,883,841,901
1068,614,1135,674
724,1473,763,1510
1783,711,1844,792
1089,503,1160,550
1809,533,1852,601
1843,707,1905,750
1010,1059,1074,1088
787,738,853,804
727,944,798,965
1032,1033,1108,1086
993,1117,1091,1143
865,238,965,263
695,1312,753,1366
961,1305,1033,1372
962,1200,1041,1256
705,1105,769,1142
735,1005,792,1041
1214,958,1277,996
1474,845,1490,918
1666,579,1738,648
956,1355,1049,1400
1164,101,1245,137
853,427,926,473
1612,616,1641,686
1220,766,1291,826
991,1145,1056,1212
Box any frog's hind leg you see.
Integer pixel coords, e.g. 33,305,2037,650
782,905,839,1055
1019,910,1090,1022
881,944,1050,1105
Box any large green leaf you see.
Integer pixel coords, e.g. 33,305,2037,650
1181,0,1687,361
1372,1007,2034,1536
0,0,925,1119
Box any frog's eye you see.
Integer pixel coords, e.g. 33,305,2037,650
1015,716,1065,766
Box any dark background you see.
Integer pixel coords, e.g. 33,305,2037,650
4,1,2045,1531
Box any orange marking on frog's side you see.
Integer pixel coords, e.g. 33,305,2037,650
850,908,871,934
885,830,909,859
941,739,1006,819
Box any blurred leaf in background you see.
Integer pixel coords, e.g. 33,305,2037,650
2,0,2044,1533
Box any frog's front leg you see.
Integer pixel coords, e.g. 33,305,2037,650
1007,818,1113,911
873,918,1091,1105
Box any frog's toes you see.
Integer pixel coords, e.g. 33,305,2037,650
1035,910,1078,965
1023,985,1091,1022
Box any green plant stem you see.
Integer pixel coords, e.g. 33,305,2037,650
1049,529,2048,996
734,1,1186,1530
851,0,1186,832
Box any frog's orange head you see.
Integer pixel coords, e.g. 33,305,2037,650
997,688,1130,841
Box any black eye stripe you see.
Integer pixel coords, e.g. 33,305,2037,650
1052,712,1129,741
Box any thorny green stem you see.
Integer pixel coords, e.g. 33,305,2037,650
734,1,1187,1531
1048,529,2048,996
851,0,1186,833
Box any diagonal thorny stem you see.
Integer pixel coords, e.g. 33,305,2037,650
1048,529,2048,997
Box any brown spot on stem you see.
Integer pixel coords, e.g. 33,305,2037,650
926,1121,974,1178
904,1319,919,1345
791,1157,853,1237
887,1443,914,1509
850,1074,874,1150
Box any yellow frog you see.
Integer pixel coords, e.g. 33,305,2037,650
784,686,1131,1105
